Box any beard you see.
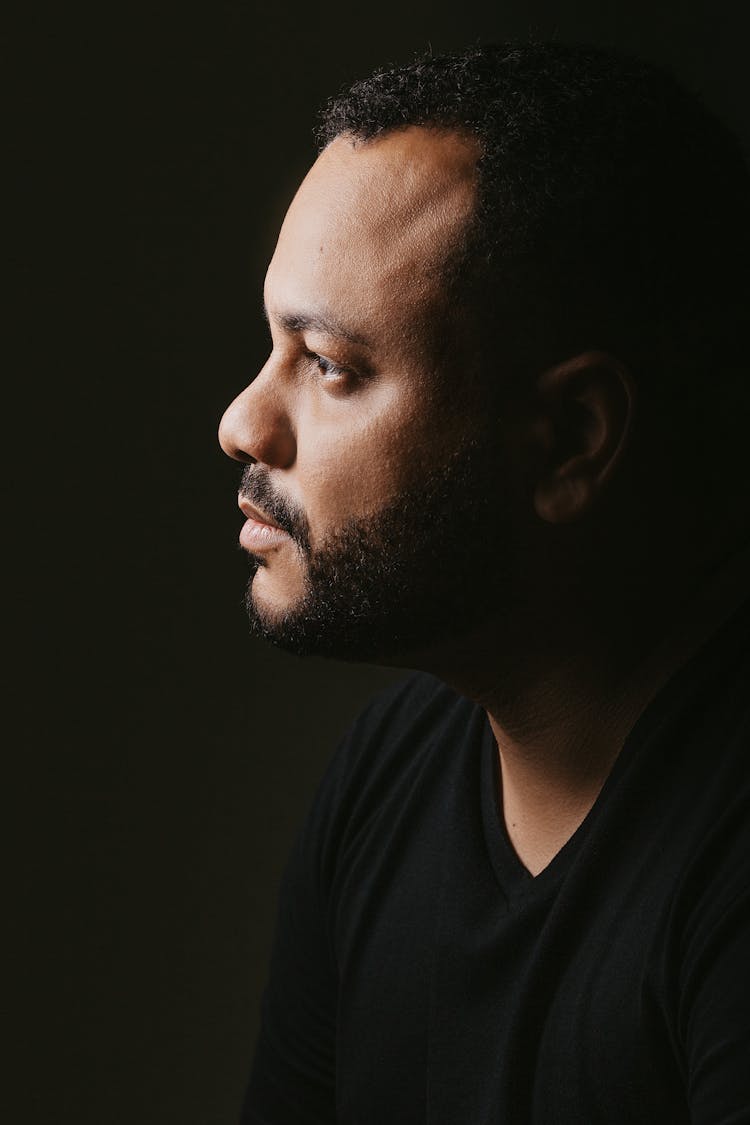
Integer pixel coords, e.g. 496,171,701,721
239,434,518,664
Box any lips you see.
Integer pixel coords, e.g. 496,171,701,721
238,497,291,552
239,498,282,530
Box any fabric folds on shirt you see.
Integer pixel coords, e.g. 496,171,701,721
243,599,750,1125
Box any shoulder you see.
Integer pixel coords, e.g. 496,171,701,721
343,670,472,751
300,671,483,886
328,670,479,798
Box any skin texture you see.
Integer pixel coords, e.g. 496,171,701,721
219,129,484,621
220,126,750,875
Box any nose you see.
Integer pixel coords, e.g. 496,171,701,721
218,361,296,468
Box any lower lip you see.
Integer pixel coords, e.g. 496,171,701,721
240,517,291,552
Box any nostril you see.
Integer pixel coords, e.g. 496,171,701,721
218,376,295,468
218,408,255,462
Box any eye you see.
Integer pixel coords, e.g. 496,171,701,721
308,352,354,387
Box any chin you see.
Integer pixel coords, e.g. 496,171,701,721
247,558,309,616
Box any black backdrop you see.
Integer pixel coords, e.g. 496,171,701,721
14,1,750,1122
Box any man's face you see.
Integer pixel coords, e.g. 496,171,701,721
219,127,523,662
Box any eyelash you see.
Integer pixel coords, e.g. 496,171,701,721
307,352,352,385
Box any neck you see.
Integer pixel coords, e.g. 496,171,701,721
427,534,750,876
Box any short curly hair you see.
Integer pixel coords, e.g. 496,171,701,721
318,43,750,401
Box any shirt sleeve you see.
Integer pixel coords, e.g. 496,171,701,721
680,818,750,1125
239,745,345,1125
238,674,435,1124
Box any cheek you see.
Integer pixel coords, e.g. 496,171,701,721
295,397,428,535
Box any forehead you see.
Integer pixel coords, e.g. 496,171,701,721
264,127,480,346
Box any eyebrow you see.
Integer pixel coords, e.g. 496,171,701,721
262,300,373,349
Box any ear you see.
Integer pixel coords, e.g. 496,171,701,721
532,351,636,524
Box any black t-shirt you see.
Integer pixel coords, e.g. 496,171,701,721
243,603,750,1124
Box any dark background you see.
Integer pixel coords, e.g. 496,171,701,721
13,1,750,1122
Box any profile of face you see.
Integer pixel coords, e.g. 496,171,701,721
218,128,524,663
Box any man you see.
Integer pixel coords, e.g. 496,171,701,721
219,43,750,1124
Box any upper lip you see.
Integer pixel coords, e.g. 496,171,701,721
238,496,283,531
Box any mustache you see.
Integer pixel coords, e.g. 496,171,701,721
239,465,311,553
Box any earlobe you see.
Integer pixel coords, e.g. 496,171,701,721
532,351,636,524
